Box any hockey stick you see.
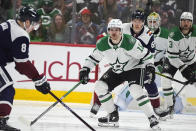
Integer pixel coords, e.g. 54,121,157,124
155,72,190,97
49,91,96,131
155,72,187,85
30,80,83,126
175,81,190,98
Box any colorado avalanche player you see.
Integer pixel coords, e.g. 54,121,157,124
0,6,50,131
116,9,169,119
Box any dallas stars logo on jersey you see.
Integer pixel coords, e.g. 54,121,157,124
110,58,128,73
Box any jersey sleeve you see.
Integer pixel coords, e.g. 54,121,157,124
83,47,104,70
167,36,184,68
12,36,29,62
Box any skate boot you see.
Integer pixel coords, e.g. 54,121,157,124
98,105,119,127
0,117,20,131
167,94,175,119
90,103,101,117
148,115,161,130
154,106,169,121
167,105,175,119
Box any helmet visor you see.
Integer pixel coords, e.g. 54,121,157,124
31,21,40,30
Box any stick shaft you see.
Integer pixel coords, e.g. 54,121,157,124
49,91,96,131
155,72,186,85
30,81,82,126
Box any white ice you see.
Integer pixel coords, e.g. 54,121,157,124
8,100,196,131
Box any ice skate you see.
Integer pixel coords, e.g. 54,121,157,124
98,106,119,127
90,103,100,117
166,105,175,119
0,117,20,131
154,106,169,121
148,115,161,130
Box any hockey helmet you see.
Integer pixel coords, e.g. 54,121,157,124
17,6,40,30
107,19,123,33
147,12,161,33
131,9,145,21
180,12,193,22
17,6,40,23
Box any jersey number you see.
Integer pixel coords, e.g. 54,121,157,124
169,41,173,48
21,43,27,53
137,44,144,52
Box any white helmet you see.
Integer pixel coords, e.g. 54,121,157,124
107,19,123,33
147,12,161,33
180,12,193,22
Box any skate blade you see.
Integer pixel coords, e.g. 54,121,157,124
98,122,119,127
166,114,174,119
89,112,97,118
159,116,167,121
152,125,161,131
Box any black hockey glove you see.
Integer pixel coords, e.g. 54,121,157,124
79,67,90,84
180,65,196,83
33,75,51,94
145,63,155,84
154,57,166,67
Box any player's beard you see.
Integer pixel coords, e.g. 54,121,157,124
181,24,192,35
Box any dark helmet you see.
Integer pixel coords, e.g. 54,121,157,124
131,9,145,21
16,6,40,23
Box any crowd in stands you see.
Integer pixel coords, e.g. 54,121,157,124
0,0,195,44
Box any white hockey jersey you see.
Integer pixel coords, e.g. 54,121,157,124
167,25,196,68
122,23,155,53
153,27,169,63
83,34,153,74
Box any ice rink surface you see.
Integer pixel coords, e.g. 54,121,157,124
8,100,196,131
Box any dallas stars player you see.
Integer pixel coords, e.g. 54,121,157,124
79,19,160,130
147,12,169,69
161,12,196,118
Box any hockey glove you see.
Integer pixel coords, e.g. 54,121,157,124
79,67,90,84
145,63,155,84
180,65,196,83
33,75,51,94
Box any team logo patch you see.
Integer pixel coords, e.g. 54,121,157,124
169,32,174,38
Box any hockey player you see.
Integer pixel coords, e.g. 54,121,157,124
117,9,169,119
147,12,169,69
161,12,196,118
0,6,50,131
79,19,160,130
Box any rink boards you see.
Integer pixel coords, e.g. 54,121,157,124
5,42,196,106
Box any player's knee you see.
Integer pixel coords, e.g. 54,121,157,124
161,73,172,89
94,80,108,96
0,104,12,116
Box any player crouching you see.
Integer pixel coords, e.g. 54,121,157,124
79,19,161,130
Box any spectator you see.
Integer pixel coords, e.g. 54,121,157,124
98,0,123,23
75,8,99,45
76,0,100,24
22,0,40,9
48,14,71,43
0,0,12,23
62,0,73,23
7,0,23,20
36,0,62,41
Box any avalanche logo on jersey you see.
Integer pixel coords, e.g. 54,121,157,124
110,58,128,73
179,46,194,59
